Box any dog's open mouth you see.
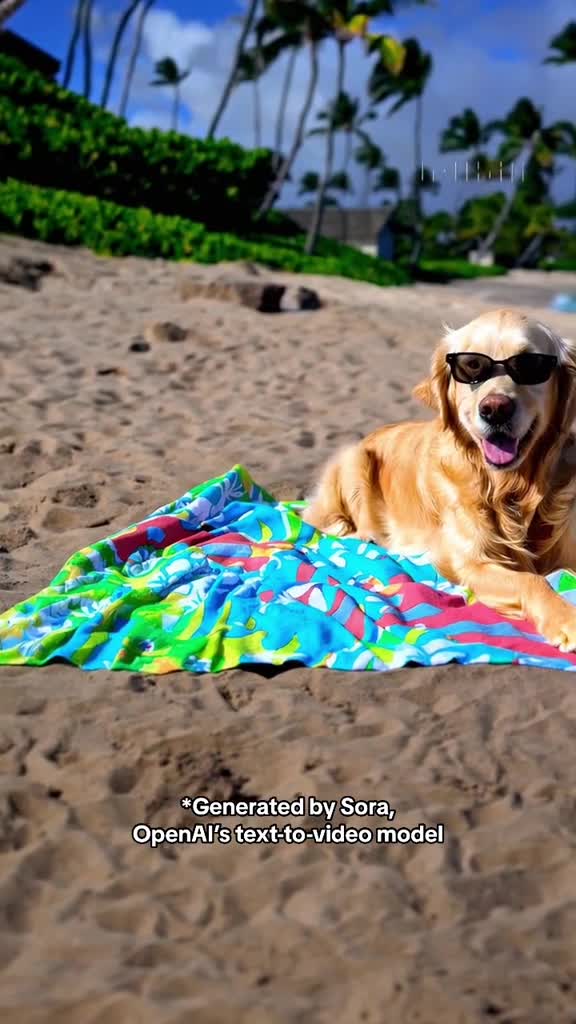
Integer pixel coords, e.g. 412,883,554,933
481,421,536,468
482,432,518,466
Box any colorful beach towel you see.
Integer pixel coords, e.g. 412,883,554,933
2,464,576,675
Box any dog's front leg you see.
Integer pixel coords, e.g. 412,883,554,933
461,560,576,652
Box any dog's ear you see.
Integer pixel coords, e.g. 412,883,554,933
538,326,576,437
555,335,576,436
413,339,454,429
412,378,437,409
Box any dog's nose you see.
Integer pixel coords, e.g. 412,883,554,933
479,394,516,425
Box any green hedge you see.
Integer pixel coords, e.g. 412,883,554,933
0,54,274,232
539,258,576,272
409,259,508,282
0,179,410,286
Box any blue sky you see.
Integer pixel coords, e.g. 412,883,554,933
8,0,576,211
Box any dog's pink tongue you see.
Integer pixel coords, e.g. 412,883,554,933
482,434,519,465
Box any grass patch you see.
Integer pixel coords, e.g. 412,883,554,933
0,178,410,287
539,258,576,272
409,259,508,282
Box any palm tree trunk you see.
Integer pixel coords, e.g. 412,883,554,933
100,0,141,109
274,45,298,157
0,0,27,28
172,82,179,133
258,38,320,217
206,0,259,139
361,165,371,208
252,50,264,148
343,131,353,177
81,0,94,100
477,131,539,258
305,117,335,255
409,92,424,265
253,79,262,148
516,233,543,268
118,0,156,119
304,39,346,255
62,0,86,89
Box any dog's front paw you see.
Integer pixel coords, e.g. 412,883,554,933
536,603,576,652
349,530,376,544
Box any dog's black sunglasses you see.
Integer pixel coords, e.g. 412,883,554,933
446,351,558,386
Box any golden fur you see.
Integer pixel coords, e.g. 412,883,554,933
302,308,576,651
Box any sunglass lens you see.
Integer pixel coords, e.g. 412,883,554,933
451,354,491,383
508,354,556,384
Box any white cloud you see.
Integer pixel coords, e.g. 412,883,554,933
141,10,214,67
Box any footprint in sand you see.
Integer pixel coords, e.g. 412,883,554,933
40,481,110,531
0,524,36,552
3,438,77,489
296,430,316,448
51,483,99,508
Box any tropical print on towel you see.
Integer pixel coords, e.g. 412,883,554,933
1,464,576,674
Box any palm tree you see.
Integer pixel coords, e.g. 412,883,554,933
62,0,87,88
266,0,388,176
355,137,384,206
326,0,409,99
235,49,265,148
257,0,333,217
332,92,377,178
456,193,506,247
100,0,141,109
0,0,27,27
516,202,559,267
413,164,439,197
81,0,94,100
304,89,390,254
543,28,576,204
118,0,157,120
243,10,302,168
440,108,492,175
369,36,432,263
323,1,405,203
544,22,576,65
421,210,457,257
299,169,350,206
304,97,341,254
553,120,576,204
150,57,191,133
302,6,406,254
234,15,284,149
207,0,260,139
274,43,298,160
374,162,401,203
476,99,563,258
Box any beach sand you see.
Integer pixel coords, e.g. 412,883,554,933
1,233,576,1022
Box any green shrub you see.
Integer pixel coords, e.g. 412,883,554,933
409,259,508,282
539,258,576,272
0,179,410,286
0,54,274,232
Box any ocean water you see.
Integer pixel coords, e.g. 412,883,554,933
550,293,576,313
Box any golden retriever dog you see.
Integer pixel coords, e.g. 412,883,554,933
302,308,576,651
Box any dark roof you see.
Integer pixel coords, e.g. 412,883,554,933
0,29,60,78
280,206,394,243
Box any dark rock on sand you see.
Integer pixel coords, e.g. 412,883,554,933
144,321,189,344
180,276,286,313
0,257,55,291
297,286,322,310
129,338,151,353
